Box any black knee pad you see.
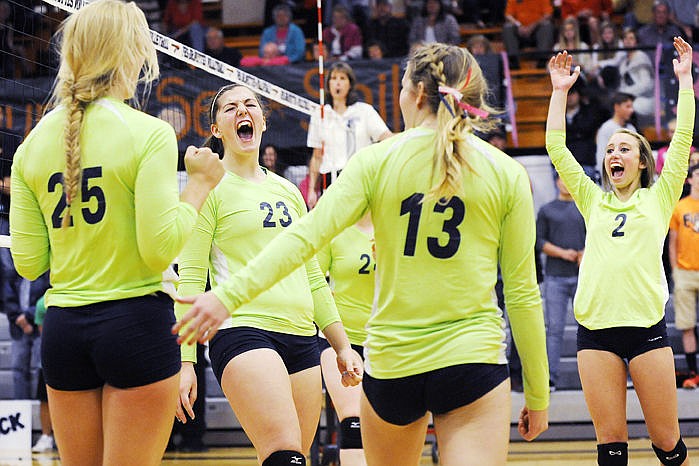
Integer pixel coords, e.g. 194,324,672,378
338,416,362,450
261,450,306,466
597,442,628,466
652,438,687,466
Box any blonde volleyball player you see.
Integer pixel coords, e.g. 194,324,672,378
8,1,224,465
174,83,363,466
175,42,550,466
316,212,375,466
545,37,694,466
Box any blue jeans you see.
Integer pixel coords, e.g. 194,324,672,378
11,332,40,399
543,275,578,385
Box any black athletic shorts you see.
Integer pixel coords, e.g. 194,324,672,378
42,292,180,390
318,336,364,361
208,326,320,385
362,363,509,426
577,318,669,361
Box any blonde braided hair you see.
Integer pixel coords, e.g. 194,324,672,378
49,0,158,227
407,43,499,201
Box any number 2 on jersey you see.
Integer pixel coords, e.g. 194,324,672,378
400,193,465,259
48,167,106,228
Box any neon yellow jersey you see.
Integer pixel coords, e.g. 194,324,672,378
175,170,339,362
546,89,695,330
10,98,197,307
212,128,548,410
317,225,375,346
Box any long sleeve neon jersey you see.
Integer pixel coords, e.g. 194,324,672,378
10,98,197,307
212,128,549,411
175,170,339,362
316,225,375,346
545,89,695,329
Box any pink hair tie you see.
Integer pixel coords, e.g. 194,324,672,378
438,86,489,119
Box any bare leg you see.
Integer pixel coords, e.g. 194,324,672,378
630,347,688,465
359,390,429,466
220,349,305,463
102,373,179,466
577,349,629,443
47,387,103,466
433,379,511,466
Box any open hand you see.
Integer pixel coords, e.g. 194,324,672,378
548,51,581,92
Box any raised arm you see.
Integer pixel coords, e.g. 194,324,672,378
546,51,581,134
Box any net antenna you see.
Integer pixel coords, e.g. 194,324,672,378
40,0,319,116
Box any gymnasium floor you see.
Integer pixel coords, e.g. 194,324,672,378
15,437,699,465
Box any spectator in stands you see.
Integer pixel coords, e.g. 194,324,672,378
637,0,684,49
408,0,460,47
560,0,613,46
595,91,637,175
205,27,242,67
365,0,409,58
260,143,284,174
259,4,306,64
366,40,386,60
163,0,206,52
536,174,586,392
306,62,392,208
554,17,594,75
466,34,492,56
503,0,555,69
241,42,290,66
564,79,605,182
590,21,625,84
618,27,655,124
669,163,699,390
324,5,363,61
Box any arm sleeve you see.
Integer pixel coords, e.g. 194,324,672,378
175,194,217,362
286,25,306,63
307,255,341,331
9,146,50,280
500,167,549,411
316,241,332,274
653,89,696,213
211,149,372,312
135,123,198,273
546,130,599,220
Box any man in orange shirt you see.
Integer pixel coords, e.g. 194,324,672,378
503,0,555,69
669,163,699,389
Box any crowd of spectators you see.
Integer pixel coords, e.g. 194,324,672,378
7,0,699,78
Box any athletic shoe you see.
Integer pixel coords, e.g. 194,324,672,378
32,434,54,453
682,374,699,389
549,381,557,392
